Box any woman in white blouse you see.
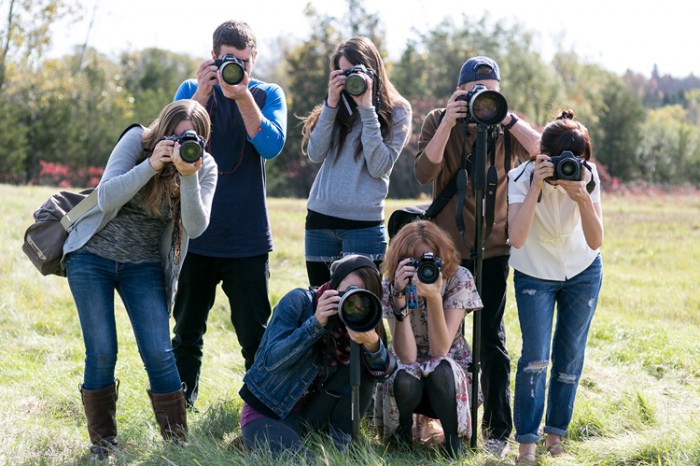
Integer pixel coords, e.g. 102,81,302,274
507,109,604,466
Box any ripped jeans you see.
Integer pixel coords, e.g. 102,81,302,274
512,256,602,443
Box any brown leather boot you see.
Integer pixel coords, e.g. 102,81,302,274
79,380,119,460
148,384,188,442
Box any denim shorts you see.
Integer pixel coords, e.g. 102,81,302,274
305,225,387,263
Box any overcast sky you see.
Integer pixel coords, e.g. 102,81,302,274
47,0,698,78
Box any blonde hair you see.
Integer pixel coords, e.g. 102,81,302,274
381,220,460,281
139,100,211,215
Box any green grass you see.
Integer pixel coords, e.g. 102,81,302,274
1,184,699,465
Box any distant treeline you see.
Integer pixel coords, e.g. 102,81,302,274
1,1,699,197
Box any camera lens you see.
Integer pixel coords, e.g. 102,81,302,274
470,90,508,126
338,289,382,332
345,73,367,96
417,262,440,284
221,61,244,85
557,158,582,180
179,140,202,163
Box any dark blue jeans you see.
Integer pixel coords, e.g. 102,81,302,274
462,255,513,440
241,364,376,453
305,225,387,287
513,256,603,443
171,252,271,406
66,251,181,393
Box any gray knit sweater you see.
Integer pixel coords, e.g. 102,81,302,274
306,99,412,221
62,126,218,308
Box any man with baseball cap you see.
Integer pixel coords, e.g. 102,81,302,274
414,55,540,458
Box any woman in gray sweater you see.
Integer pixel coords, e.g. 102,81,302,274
301,36,412,286
62,100,217,460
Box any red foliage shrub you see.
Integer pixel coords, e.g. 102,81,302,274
34,160,103,188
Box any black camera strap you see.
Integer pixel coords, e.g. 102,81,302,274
583,160,596,194
503,126,513,239
432,111,508,248
484,129,498,241
455,133,471,241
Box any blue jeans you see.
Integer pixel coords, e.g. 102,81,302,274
305,225,387,286
513,255,602,444
66,251,182,394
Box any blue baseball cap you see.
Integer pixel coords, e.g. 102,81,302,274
458,56,500,85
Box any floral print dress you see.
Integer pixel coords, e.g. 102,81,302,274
374,266,483,441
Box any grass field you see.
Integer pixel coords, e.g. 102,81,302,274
1,184,699,465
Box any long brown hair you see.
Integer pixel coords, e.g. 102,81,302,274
382,220,461,282
300,36,405,159
139,99,211,215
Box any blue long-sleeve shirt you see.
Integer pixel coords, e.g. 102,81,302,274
174,79,287,257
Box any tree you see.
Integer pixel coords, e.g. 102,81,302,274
0,0,76,90
119,48,199,124
637,106,700,184
13,50,133,183
589,74,645,180
266,0,388,197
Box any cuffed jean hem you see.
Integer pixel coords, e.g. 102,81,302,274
544,425,567,437
515,433,541,444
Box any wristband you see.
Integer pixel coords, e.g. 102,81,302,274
324,99,338,109
503,113,518,130
389,280,405,297
392,301,409,321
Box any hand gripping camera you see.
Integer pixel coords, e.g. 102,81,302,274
163,130,206,163
342,64,374,97
214,54,246,86
547,150,584,181
456,83,509,126
337,286,383,332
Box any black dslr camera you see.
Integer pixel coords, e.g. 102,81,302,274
214,54,245,85
456,83,509,126
163,130,205,163
342,64,374,96
410,252,443,285
547,150,584,181
337,286,382,332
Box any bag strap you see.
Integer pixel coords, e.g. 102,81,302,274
58,123,142,231
423,169,460,219
118,123,144,141
60,189,98,230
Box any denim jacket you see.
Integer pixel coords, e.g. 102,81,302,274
242,287,396,419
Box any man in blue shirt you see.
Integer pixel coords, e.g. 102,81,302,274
172,19,287,408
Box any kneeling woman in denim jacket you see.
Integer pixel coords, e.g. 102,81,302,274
239,254,396,454
507,110,603,466
62,99,217,460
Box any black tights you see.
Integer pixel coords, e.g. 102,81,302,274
393,361,461,457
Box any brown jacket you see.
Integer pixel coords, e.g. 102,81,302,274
415,109,539,260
